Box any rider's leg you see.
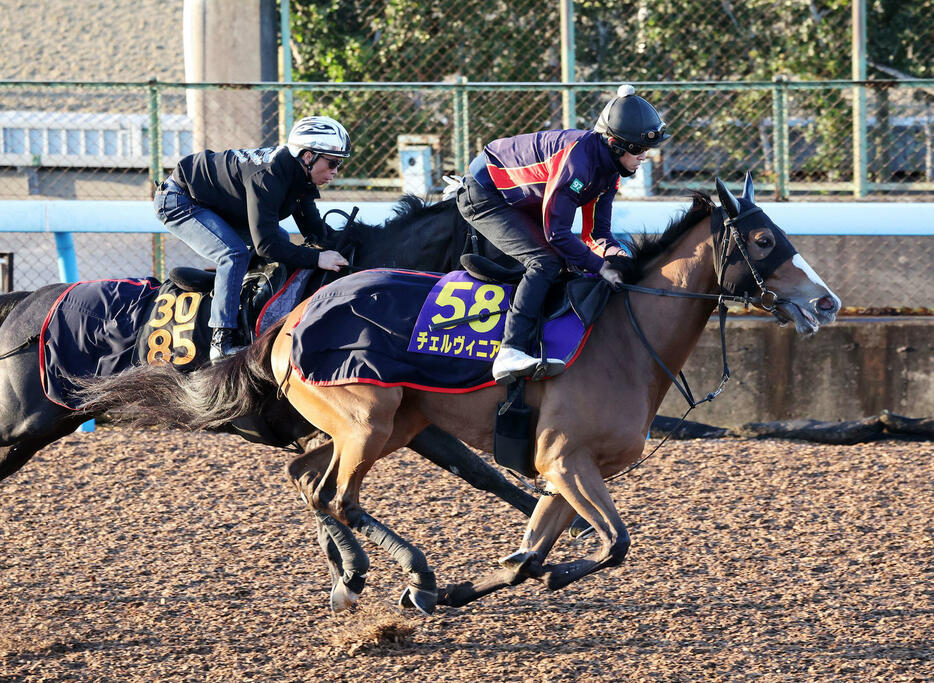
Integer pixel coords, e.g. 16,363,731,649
155,188,250,357
455,177,563,380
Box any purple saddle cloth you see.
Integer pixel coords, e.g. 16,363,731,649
290,268,589,392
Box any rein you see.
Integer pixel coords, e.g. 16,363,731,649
0,334,39,360
605,205,784,483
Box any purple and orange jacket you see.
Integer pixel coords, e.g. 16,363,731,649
467,129,624,273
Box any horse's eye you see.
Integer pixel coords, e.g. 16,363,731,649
755,235,773,248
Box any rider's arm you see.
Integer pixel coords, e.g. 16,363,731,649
245,175,321,270
541,147,606,274
582,183,624,258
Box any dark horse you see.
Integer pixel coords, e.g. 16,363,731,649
80,175,841,614
0,196,539,522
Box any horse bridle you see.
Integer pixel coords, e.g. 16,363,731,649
716,206,784,313
606,205,796,482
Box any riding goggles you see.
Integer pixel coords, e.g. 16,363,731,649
610,139,649,157
611,123,668,157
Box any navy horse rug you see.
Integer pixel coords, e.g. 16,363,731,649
40,278,160,409
290,269,590,392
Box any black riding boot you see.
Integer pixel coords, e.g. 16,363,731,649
209,327,246,362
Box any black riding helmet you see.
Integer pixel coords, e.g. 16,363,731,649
593,85,671,157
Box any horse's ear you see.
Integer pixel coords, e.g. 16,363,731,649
742,171,755,204
716,177,741,218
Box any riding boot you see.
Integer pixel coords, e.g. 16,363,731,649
492,345,541,383
209,327,246,362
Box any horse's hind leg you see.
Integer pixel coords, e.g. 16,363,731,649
0,414,90,482
287,441,370,613
286,382,439,613
327,403,439,614
314,511,369,613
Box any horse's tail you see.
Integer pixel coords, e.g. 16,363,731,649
76,318,286,431
0,291,32,328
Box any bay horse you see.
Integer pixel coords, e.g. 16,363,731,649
80,174,840,614
0,196,539,520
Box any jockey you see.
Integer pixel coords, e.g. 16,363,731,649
154,116,351,361
455,85,670,383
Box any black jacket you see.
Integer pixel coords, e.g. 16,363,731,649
172,146,327,269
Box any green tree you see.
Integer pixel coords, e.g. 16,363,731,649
289,0,932,187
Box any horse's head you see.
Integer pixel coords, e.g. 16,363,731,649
714,173,840,335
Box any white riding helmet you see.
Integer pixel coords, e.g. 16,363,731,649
287,116,351,158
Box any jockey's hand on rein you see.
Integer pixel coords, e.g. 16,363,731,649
599,260,626,291
318,249,349,272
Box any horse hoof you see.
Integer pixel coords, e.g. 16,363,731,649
398,585,437,616
499,550,535,573
330,580,361,613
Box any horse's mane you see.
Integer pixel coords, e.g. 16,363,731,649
627,191,715,280
325,195,460,248
319,194,469,272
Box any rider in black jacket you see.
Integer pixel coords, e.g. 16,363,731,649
154,116,351,360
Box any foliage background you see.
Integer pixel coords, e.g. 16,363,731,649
289,0,934,190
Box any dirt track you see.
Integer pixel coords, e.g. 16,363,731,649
0,427,931,681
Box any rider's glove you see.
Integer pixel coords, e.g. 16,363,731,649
441,175,464,200
599,260,625,291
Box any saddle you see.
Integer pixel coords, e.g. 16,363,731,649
133,257,333,370
459,253,612,331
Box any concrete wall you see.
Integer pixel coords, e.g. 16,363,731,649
183,0,280,150
658,317,934,426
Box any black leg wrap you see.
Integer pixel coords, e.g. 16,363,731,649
351,512,432,575
315,512,369,579
315,516,344,587
350,512,438,615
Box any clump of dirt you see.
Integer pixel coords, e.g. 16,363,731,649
329,604,417,656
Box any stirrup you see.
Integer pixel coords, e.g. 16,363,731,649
530,358,566,381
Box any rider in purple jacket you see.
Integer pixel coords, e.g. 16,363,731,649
455,85,671,382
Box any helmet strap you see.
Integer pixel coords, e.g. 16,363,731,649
605,137,635,177
299,151,319,174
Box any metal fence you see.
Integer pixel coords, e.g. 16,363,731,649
1,78,933,310
1,78,932,202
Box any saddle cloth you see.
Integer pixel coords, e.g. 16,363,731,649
40,278,161,409
40,268,315,411
290,268,591,392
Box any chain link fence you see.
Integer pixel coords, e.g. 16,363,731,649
2,80,932,201
1,0,932,309
1,79,933,310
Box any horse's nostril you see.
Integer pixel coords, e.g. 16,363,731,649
817,296,836,312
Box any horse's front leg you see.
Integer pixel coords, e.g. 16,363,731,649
535,453,631,591
407,425,538,517
438,491,576,607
